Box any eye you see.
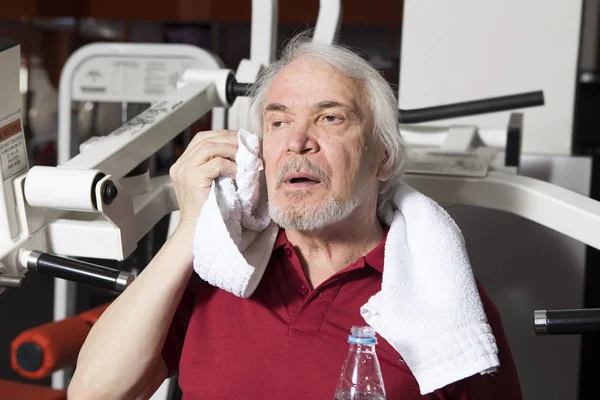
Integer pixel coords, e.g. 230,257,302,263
323,115,343,123
268,116,290,129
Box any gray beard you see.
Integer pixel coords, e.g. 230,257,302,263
268,191,361,232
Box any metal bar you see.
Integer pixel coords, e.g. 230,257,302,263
399,91,544,123
314,0,342,44
29,251,133,293
250,0,278,65
403,170,600,251
0,78,222,265
534,309,600,335
63,81,219,179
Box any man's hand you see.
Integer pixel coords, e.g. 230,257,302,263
169,130,238,228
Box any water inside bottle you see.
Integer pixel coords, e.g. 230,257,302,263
334,391,386,400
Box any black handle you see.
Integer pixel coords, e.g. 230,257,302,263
34,252,132,293
225,75,253,104
399,91,545,124
534,308,600,335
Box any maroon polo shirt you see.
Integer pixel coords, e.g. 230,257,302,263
162,229,522,399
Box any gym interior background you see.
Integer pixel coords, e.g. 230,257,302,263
1,1,600,399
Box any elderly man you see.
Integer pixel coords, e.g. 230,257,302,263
69,34,522,399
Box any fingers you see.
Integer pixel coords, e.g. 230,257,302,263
183,141,239,166
184,130,238,155
170,142,237,179
199,157,237,183
175,157,237,189
170,143,238,184
169,130,240,222
176,130,238,165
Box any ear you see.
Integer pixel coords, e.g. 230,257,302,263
376,150,392,182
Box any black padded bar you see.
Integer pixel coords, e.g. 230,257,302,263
535,308,600,335
399,91,544,124
35,252,130,293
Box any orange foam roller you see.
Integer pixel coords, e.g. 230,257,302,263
10,316,91,380
0,379,66,400
11,303,110,380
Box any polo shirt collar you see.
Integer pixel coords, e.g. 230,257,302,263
272,228,386,274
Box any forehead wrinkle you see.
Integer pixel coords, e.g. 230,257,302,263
263,57,370,121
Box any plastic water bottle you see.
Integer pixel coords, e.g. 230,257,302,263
333,326,386,400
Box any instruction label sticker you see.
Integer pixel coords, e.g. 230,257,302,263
406,149,492,178
0,119,28,181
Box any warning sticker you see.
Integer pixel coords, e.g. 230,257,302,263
0,118,21,141
0,119,28,181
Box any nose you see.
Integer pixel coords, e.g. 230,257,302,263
286,120,319,155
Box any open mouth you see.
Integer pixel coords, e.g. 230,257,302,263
284,173,322,187
290,177,318,184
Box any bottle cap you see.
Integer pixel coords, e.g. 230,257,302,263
348,326,377,344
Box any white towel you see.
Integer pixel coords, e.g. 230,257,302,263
193,129,279,298
193,130,499,394
360,183,499,394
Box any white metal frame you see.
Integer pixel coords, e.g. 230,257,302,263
58,42,226,164
314,0,342,43
250,0,278,66
248,0,340,65
227,0,341,131
227,0,278,131
1,68,230,393
404,172,600,250
53,43,226,392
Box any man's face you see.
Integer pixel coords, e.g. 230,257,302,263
262,57,386,231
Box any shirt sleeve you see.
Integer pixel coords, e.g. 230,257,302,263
161,274,200,377
440,280,524,400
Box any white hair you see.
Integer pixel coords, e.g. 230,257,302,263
248,31,407,208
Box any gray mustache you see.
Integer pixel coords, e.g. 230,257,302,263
275,158,329,188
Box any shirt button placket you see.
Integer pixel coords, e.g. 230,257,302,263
298,285,308,295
